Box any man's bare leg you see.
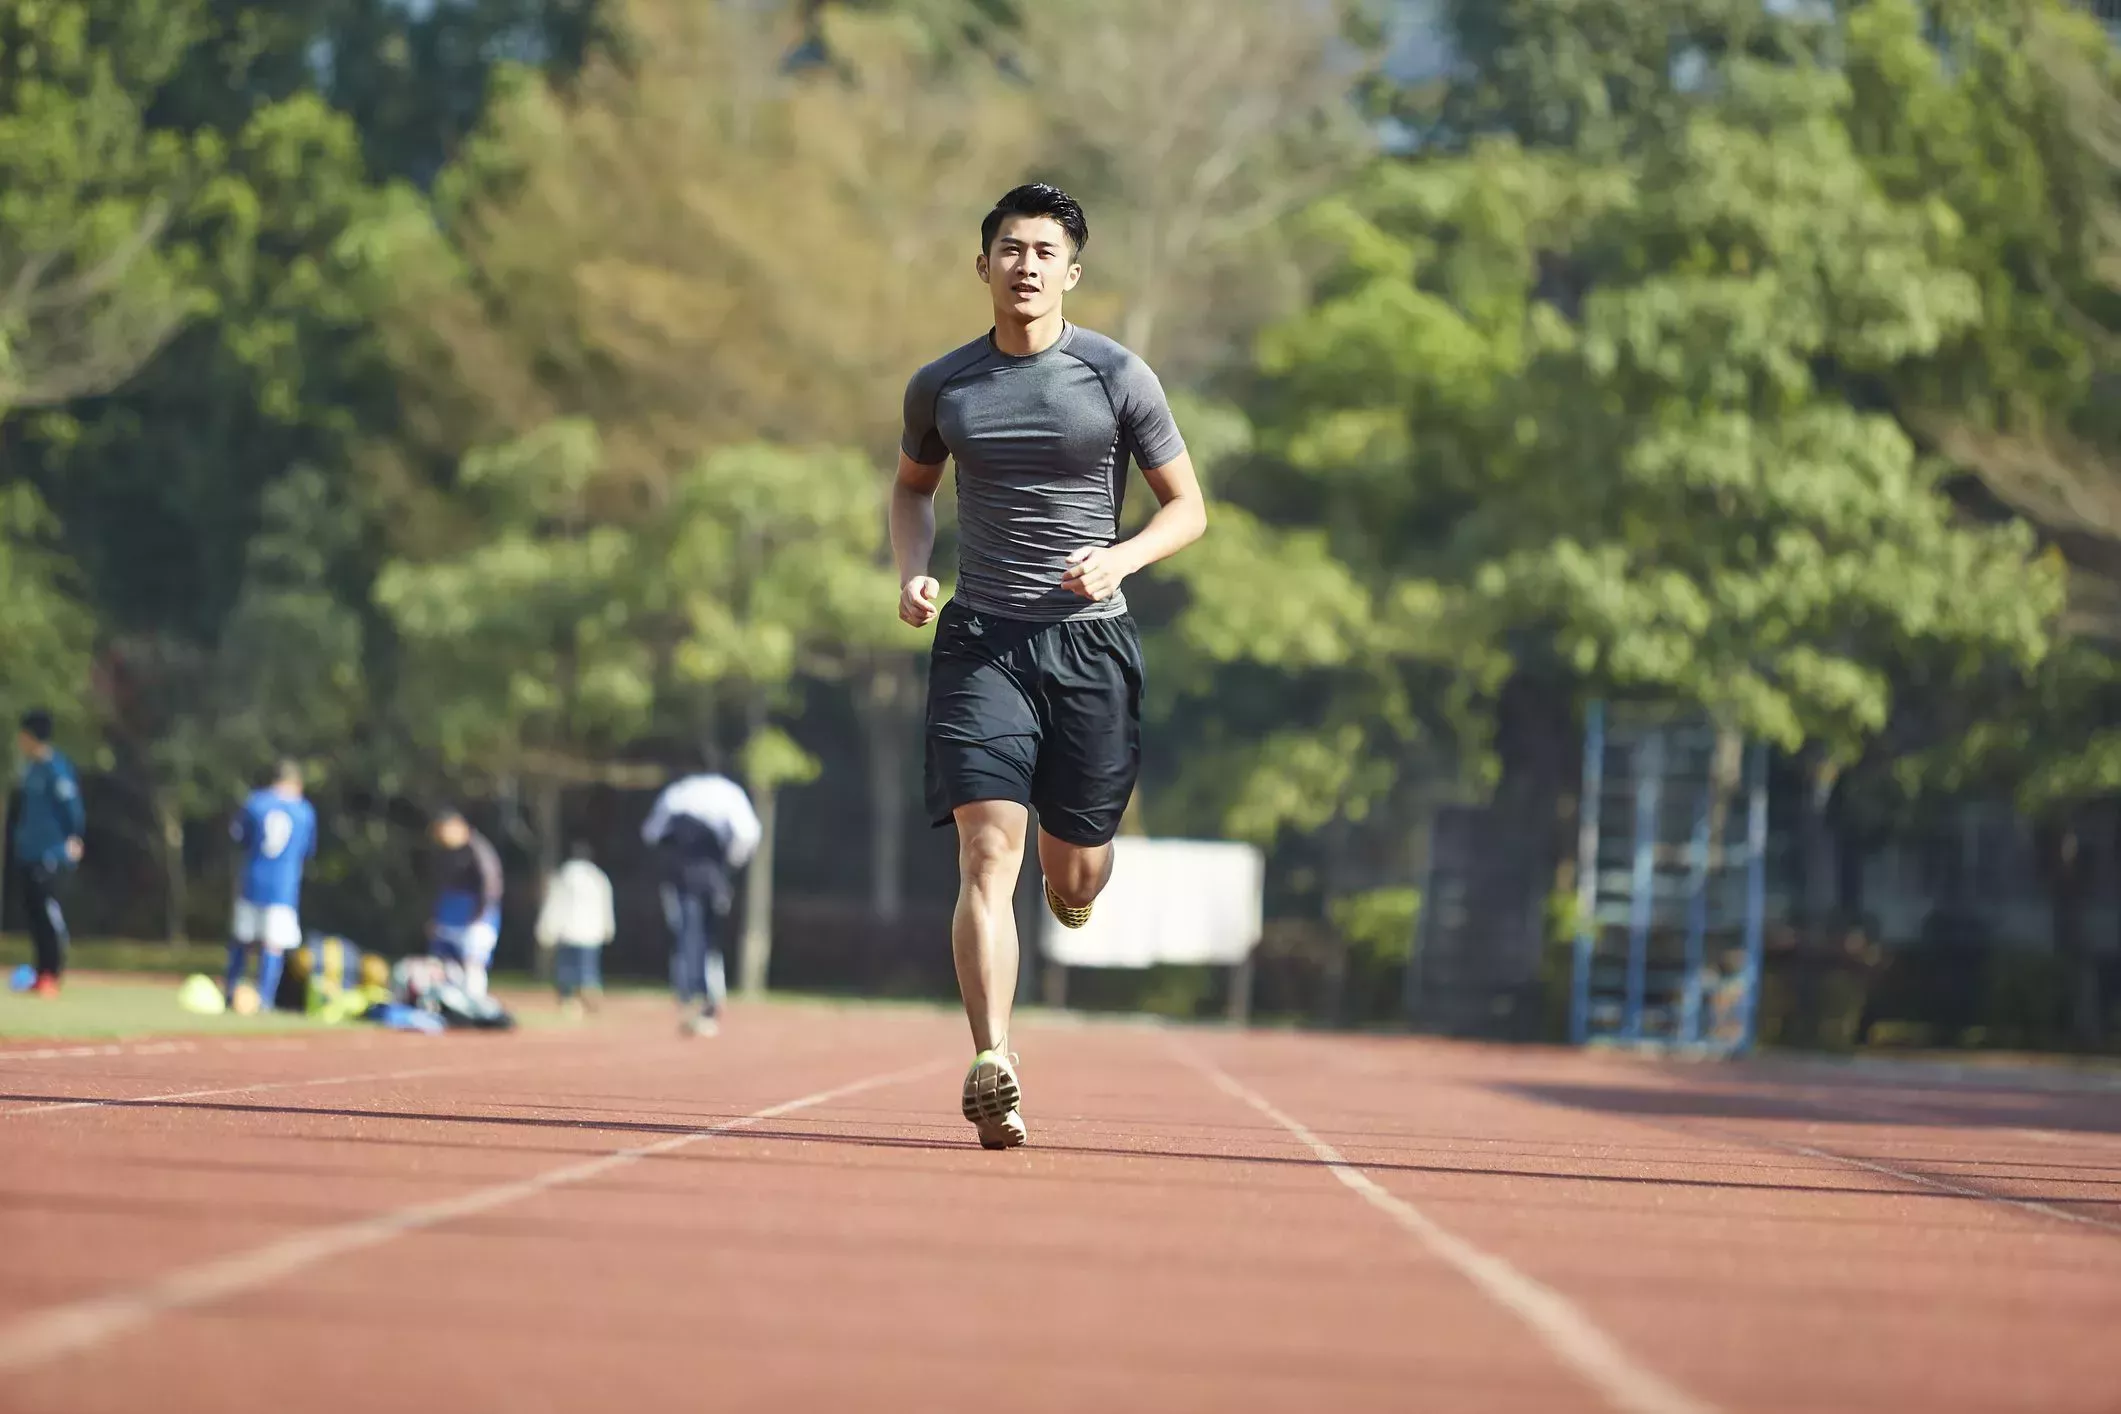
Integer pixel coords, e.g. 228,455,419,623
952,800,1028,1054
952,801,1030,1148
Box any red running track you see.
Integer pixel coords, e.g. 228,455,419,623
2,1001,2118,1414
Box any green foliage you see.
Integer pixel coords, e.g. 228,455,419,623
0,0,207,415
1328,886,1421,967
742,726,822,795
0,485,95,734
661,443,898,693
1236,41,2059,763
377,420,654,776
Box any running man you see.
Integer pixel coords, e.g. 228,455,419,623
892,184,1207,1148
9,710,85,997
429,809,504,997
226,760,318,1010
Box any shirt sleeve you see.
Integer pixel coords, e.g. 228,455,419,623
719,781,764,869
1113,354,1187,471
596,870,617,943
641,790,670,846
231,808,250,849
900,363,950,466
473,835,505,910
52,762,85,838
534,878,563,947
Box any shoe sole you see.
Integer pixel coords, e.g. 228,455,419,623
962,1052,1025,1149
978,1112,1027,1150
1045,880,1092,930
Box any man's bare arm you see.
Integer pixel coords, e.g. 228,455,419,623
892,451,947,626
1061,449,1207,602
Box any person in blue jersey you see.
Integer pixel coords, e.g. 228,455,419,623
225,760,318,1011
428,809,504,997
9,710,85,997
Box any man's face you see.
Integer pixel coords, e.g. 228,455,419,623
979,215,1081,324
15,731,38,762
434,818,469,849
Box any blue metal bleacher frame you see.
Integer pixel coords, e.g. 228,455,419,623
1570,703,1770,1056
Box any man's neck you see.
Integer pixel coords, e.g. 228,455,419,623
992,310,1066,357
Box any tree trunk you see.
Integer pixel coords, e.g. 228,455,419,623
859,659,913,925
529,775,562,982
740,781,777,997
1478,669,1575,1032
740,694,777,998
159,797,186,945
2039,814,2100,1050
1784,750,1841,1048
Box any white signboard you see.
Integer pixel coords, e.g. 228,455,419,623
1039,837,1264,970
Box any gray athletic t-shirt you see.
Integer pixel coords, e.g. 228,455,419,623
901,323,1186,622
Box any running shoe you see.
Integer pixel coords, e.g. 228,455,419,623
1045,878,1093,930
961,1048,1027,1150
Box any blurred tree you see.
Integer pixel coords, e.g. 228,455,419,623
0,0,607,942
1839,0,2121,1044
98,467,370,941
0,0,205,417
1006,0,1377,381
656,442,898,989
375,419,656,889
386,0,1027,930
0,487,96,741
1174,5,2062,1006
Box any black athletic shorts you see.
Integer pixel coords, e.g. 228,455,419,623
924,599,1144,847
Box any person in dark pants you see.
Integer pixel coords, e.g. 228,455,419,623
11,710,85,997
642,773,760,1038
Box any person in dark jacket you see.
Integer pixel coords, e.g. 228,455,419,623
11,710,84,996
428,809,504,998
641,773,760,1037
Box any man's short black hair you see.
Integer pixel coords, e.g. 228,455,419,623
18,709,53,743
981,184,1088,259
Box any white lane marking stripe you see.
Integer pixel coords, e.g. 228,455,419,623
2,1064,500,1118
1736,1132,2121,1236
0,1042,200,1062
0,1058,943,1373
1609,1077,2121,1233
1,1028,638,1118
1177,1045,1718,1414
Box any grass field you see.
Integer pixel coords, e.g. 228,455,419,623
0,976,322,1040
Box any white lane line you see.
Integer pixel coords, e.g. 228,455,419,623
1175,1044,1718,1414
0,1057,943,1373
2,1063,505,1119
0,1028,634,1118
1608,1076,2121,1233
1723,1131,2121,1237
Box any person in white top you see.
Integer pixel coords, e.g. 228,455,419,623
534,841,616,1019
641,772,760,1037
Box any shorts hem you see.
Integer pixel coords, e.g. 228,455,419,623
1033,815,1123,849
928,787,1033,831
